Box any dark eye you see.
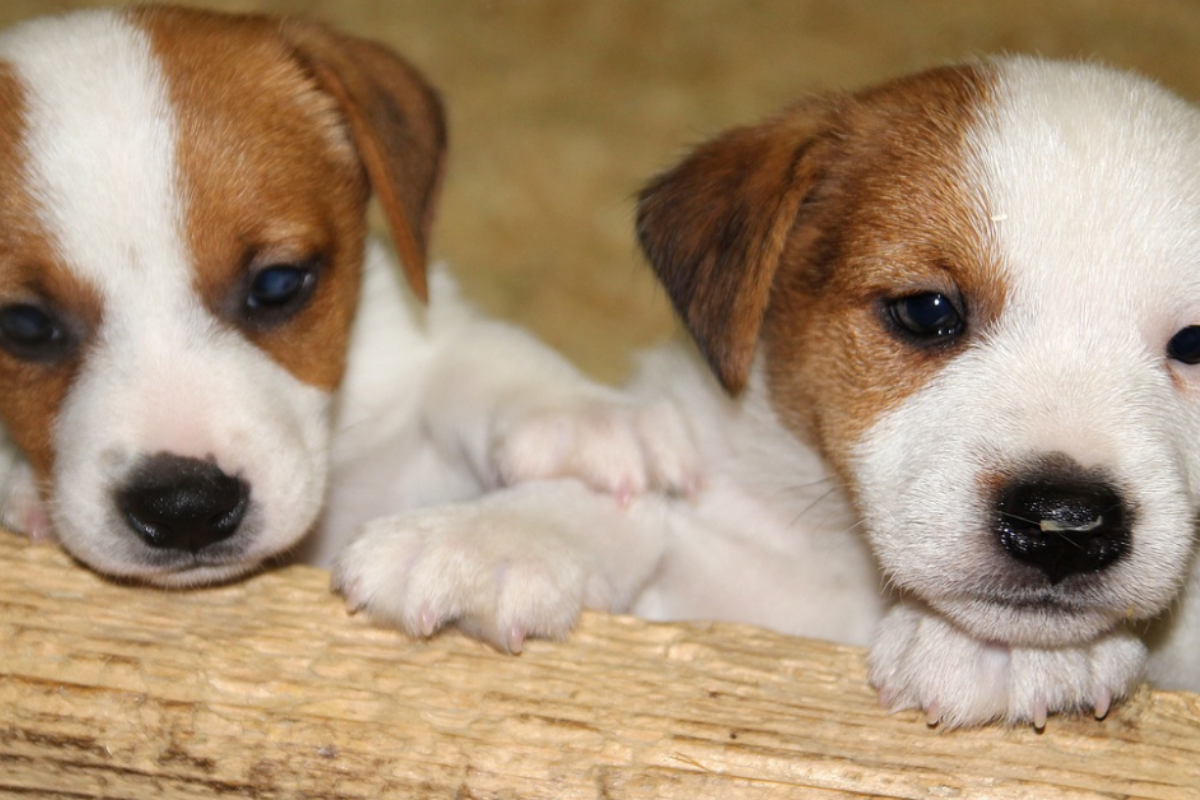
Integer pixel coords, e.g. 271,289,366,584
887,292,965,341
0,303,71,361
1167,325,1200,364
243,259,319,325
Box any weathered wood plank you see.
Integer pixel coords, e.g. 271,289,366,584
1,531,1197,799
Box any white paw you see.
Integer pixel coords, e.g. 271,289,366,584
331,501,610,652
0,458,54,542
493,395,698,503
869,603,1147,729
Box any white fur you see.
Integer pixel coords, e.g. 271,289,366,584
339,344,885,650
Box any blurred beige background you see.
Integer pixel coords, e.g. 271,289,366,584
3,1,1200,380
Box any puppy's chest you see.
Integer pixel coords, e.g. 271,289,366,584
636,468,885,644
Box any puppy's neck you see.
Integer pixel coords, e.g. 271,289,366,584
330,238,433,458
705,354,855,528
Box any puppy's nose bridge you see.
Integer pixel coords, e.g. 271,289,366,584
989,332,1167,467
992,464,1131,584
117,453,249,553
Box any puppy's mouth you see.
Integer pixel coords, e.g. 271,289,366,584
975,591,1090,613
969,568,1118,609
144,564,264,589
968,588,1124,622
124,545,267,588
930,584,1130,647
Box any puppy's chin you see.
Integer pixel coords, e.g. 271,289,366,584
927,595,1126,648
133,560,267,589
63,544,272,589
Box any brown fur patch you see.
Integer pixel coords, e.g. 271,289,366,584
637,109,837,392
0,65,101,479
637,63,1006,489
133,7,371,391
762,65,1005,486
134,6,446,391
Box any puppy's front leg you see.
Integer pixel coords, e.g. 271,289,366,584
421,315,697,501
332,481,668,652
869,602,1146,728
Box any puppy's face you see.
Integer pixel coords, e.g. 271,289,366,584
639,57,1200,646
0,8,442,585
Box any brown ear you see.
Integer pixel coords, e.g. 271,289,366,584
280,20,446,302
636,103,834,393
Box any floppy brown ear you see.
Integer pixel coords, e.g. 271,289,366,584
281,20,446,302
636,104,834,393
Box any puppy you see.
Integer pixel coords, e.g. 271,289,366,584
0,3,692,647
341,56,1200,727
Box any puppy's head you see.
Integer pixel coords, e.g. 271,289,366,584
0,7,444,584
638,57,1200,646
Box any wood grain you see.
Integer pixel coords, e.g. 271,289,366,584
1,531,1197,799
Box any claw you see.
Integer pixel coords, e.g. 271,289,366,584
337,579,367,614
925,701,942,727
1093,688,1112,721
1032,700,1048,731
420,606,439,637
507,624,526,655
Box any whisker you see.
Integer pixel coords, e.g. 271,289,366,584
787,484,843,528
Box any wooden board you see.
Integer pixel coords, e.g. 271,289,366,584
1,530,1197,799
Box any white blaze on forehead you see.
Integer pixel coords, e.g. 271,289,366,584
0,9,189,304
958,58,1200,470
972,57,1200,337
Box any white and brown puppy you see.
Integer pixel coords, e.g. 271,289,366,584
634,55,1200,726
342,56,1200,727
0,4,691,649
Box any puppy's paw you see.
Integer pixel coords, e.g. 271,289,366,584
493,395,698,502
332,503,609,652
869,603,1146,729
0,458,54,542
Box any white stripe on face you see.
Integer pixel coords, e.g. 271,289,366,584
0,10,187,300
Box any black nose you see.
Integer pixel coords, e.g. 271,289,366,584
117,454,250,552
994,476,1131,584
